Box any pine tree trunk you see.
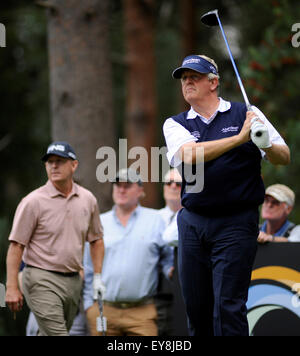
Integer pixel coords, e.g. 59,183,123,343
124,0,159,208
180,0,198,112
47,0,115,212
181,0,198,57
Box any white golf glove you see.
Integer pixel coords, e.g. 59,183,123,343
250,117,272,149
93,273,106,300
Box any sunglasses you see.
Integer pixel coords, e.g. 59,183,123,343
263,196,281,206
164,181,182,187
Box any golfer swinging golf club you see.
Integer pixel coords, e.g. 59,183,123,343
163,50,290,334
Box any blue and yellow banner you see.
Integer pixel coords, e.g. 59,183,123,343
247,244,300,336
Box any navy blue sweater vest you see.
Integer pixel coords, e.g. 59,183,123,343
172,102,265,215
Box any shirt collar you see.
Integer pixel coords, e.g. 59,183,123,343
112,204,141,223
46,180,79,198
187,97,231,121
261,219,291,237
164,205,174,215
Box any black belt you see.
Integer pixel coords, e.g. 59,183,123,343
25,265,79,277
104,298,154,309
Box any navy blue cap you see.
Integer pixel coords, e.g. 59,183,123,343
172,55,218,79
42,141,77,162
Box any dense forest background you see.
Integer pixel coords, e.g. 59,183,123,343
0,0,299,335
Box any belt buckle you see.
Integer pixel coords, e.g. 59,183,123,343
120,302,129,309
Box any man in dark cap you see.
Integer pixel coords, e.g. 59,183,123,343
6,141,105,336
163,54,290,336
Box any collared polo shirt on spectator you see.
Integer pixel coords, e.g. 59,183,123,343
9,180,103,273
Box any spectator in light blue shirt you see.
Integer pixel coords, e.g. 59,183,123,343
83,168,174,336
258,184,300,243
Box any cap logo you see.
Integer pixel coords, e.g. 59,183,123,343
191,131,201,139
210,65,217,73
183,58,201,65
68,152,76,159
48,144,65,153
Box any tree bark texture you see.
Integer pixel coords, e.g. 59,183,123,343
180,0,198,112
181,0,198,57
47,0,115,212
123,0,159,208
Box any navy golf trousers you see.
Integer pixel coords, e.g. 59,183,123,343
177,207,259,336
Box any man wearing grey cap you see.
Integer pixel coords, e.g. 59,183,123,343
83,168,174,336
5,141,105,336
163,54,290,336
258,184,300,243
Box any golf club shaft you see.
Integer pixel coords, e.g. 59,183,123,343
215,14,252,111
98,293,106,336
201,9,263,137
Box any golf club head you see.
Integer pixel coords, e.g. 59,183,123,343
201,9,219,27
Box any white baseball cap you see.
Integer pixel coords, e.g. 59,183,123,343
115,168,142,186
265,184,295,207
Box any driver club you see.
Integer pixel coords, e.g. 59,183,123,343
201,9,263,137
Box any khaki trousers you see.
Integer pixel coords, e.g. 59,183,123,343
22,267,82,336
86,301,158,336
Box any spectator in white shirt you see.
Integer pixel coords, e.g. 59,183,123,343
159,168,182,246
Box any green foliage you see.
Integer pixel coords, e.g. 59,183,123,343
0,1,49,336
238,0,300,219
0,1,50,220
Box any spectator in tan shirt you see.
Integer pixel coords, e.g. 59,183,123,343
5,141,106,336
